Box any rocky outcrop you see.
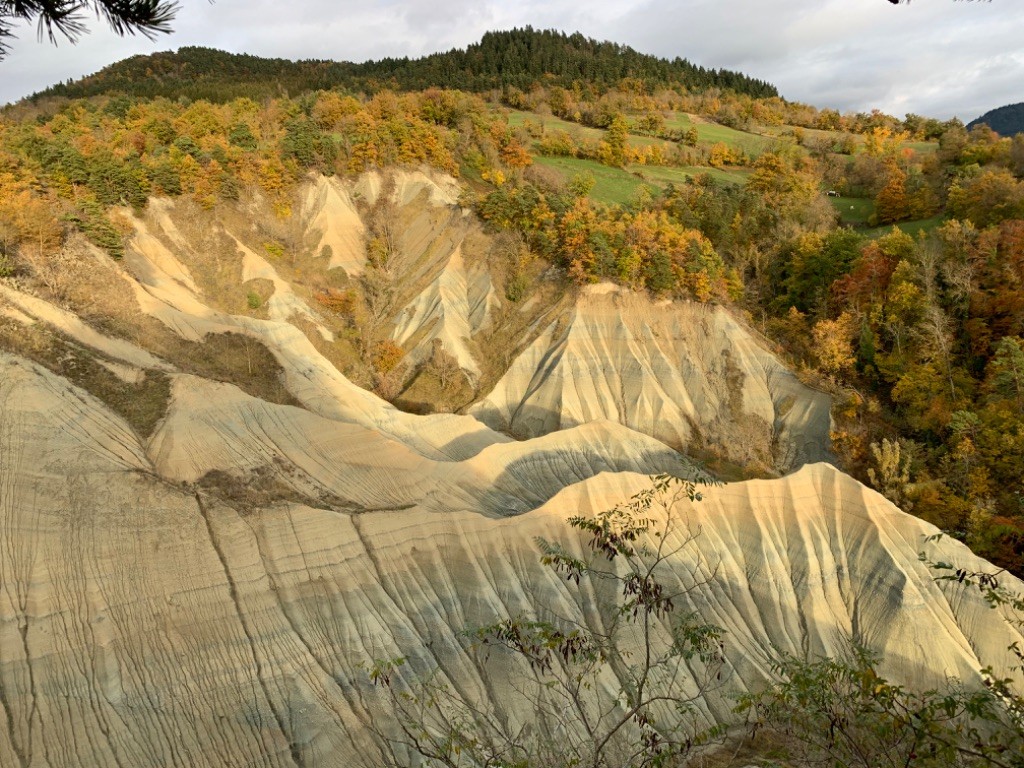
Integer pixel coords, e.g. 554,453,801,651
106,173,834,471
5,169,988,768
391,243,498,378
303,175,367,275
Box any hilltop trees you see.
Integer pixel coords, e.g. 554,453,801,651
34,28,779,103
474,179,733,299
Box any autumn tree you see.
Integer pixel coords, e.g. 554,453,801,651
746,152,818,214
862,125,908,157
635,111,664,136
874,158,910,224
948,169,1024,228
781,228,862,314
602,113,629,168
812,312,857,375
425,340,462,392
986,336,1024,409
866,438,913,509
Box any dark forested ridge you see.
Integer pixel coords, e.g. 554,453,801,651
29,28,778,103
968,101,1024,137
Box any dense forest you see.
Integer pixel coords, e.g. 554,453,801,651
33,28,778,103
969,101,1024,138
2,39,1024,575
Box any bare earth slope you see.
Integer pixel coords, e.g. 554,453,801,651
101,170,833,472
0,352,1020,768
472,285,833,472
0,169,1014,768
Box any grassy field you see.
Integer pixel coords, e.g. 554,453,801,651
664,113,774,155
631,164,750,187
507,109,605,142
863,215,945,239
761,124,855,153
533,156,658,206
829,195,945,238
831,196,875,225
508,108,939,166
507,109,678,154
532,155,751,207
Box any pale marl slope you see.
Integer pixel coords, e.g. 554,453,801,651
303,175,366,275
0,352,1019,768
119,199,511,462
110,171,832,473
472,285,833,472
147,373,691,515
391,242,498,378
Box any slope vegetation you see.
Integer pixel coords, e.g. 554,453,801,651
32,28,777,103
968,101,1024,136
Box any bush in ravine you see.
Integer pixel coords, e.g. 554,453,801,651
739,545,1024,768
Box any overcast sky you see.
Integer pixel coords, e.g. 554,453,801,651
1,0,1021,121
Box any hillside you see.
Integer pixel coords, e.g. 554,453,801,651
1,35,1024,765
2,349,1018,766
29,28,778,103
0,172,1020,766
968,100,1024,136
3,68,1024,569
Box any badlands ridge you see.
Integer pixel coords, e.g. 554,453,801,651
0,170,1019,766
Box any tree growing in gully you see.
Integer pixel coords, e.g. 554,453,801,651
367,474,728,768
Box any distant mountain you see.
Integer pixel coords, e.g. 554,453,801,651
968,101,1024,136
29,27,778,103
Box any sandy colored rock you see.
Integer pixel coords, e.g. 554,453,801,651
232,232,333,341
0,354,1018,768
473,286,833,471
2,169,1012,768
0,284,171,370
391,243,498,377
303,176,367,274
148,375,690,515
97,173,833,473
354,169,461,208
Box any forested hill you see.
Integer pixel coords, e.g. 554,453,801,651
968,101,1024,137
31,27,778,103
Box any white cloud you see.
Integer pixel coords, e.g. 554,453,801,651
1,0,1021,121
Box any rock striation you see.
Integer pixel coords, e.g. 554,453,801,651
0,169,1014,768
472,285,833,472
0,352,1018,768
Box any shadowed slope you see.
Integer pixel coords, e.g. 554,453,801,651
472,286,833,472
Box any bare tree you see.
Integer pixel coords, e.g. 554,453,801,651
426,340,463,392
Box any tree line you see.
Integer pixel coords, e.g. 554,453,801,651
29,28,778,104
